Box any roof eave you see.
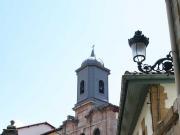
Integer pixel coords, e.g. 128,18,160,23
75,65,110,74
117,73,175,135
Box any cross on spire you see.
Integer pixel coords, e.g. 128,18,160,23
91,45,95,57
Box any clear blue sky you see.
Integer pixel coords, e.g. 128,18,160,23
0,0,171,130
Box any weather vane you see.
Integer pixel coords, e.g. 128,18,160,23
91,45,95,57
92,45,95,50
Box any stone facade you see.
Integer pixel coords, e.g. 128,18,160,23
56,102,119,135
152,98,180,135
150,85,169,131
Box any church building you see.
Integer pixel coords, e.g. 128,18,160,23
42,49,119,135
2,49,119,135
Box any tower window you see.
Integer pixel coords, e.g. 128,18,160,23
94,128,100,135
80,80,85,94
99,80,104,94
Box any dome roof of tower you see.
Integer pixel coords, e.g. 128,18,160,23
81,48,104,67
76,47,110,73
81,56,104,67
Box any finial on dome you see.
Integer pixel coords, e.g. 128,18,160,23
91,45,95,57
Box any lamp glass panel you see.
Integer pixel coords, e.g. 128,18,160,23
131,42,146,62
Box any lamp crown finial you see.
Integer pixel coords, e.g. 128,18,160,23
128,30,149,46
135,30,142,36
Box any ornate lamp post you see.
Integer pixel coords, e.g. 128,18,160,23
1,120,18,135
128,30,174,74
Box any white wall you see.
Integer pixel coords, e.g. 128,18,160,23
161,83,176,108
133,93,153,135
18,124,53,135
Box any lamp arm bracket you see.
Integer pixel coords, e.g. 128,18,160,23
136,51,174,74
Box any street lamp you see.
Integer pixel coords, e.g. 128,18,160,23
129,30,149,63
128,30,174,74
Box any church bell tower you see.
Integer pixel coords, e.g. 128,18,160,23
74,48,110,108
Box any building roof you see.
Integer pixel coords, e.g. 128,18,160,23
81,56,104,68
17,122,55,130
117,72,175,135
57,103,119,134
41,127,62,135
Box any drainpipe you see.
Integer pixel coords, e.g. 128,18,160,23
165,0,180,96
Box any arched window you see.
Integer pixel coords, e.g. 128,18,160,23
94,128,100,135
99,80,104,94
80,80,85,94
